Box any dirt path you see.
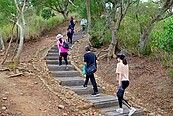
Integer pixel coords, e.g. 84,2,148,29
0,22,86,116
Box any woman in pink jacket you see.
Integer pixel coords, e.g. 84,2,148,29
56,34,69,66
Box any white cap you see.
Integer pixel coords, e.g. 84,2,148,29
56,34,63,40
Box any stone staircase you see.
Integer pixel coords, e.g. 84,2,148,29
46,45,144,116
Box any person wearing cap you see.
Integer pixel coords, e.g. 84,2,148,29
70,16,75,29
56,34,68,66
115,54,136,116
83,45,99,97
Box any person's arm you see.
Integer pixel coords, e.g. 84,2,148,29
118,73,122,87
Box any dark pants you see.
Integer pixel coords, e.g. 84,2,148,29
84,73,98,93
68,35,73,44
117,80,131,109
59,52,68,65
82,25,85,31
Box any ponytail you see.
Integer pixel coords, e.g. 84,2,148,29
122,59,127,65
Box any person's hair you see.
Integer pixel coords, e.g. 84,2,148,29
116,54,127,65
59,38,62,43
85,45,91,51
122,59,127,65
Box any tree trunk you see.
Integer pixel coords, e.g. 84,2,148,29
138,23,154,51
13,21,24,72
86,0,91,39
13,0,26,72
61,10,68,21
0,28,5,51
107,28,118,61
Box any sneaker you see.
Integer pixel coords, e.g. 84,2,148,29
91,92,100,97
116,108,123,113
128,107,136,116
83,85,87,89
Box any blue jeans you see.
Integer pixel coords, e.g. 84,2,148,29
84,73,98,93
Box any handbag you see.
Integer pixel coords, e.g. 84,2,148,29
86,64,97,75
117,87,124,97
82,64,87,75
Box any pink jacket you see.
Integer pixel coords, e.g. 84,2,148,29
56,39,68,53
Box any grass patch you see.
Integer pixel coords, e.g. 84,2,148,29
168,68,173,78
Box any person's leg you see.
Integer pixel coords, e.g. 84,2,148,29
59,53,62,65
117,87,124,108
121,81,131,108
121,81,136,116
89,74,98,93
70,35,73,44
67,36,70,43
61,52,68,65
84,74,89,87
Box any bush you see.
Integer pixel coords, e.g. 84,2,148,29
1,14,65,42
90,19,110,48
152,17,173,53
41,8,54,20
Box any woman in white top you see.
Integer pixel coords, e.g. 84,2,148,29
115,54,136,116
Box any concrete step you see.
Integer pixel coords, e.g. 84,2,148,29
51,71,80,77
46,60,71,65
47,65,75,71
47,52,59,56
65,85,102,95
55,77,92,86
101,107,144,116
83,94,118,108
48,49,59,53
46,56,59,60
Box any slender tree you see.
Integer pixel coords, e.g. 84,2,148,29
137,0,173,51
0,28,5,51
86,0,91,39
101,0,133,61
13,0,27,72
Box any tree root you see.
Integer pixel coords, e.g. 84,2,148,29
97,49,108,60
8,72,23,78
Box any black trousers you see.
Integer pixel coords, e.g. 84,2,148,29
68,35,73,44
59,52,68,65
117,80,131,109
84,73,98,93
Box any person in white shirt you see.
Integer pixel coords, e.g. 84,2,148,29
80,19,87,31
115,54,136,116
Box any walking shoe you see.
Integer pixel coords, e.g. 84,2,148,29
128,107,136,116
91,92,100,97
83,85,87,89
116,108,123,113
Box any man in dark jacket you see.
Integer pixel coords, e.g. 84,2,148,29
83,45,99,96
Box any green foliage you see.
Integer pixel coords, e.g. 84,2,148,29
168,68,173,78
152,17,173,53
70,0,103,19
41,7,54,20
9,62,14,69
90,19,110,48
0,0,16,26
46,15,64,28
1,24,14,42
1,14,64,42
118,14,140,52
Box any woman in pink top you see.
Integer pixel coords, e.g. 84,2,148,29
115,54,136,116
56,34,68,66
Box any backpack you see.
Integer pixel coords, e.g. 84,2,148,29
62,41,69,49
67,29,72,33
